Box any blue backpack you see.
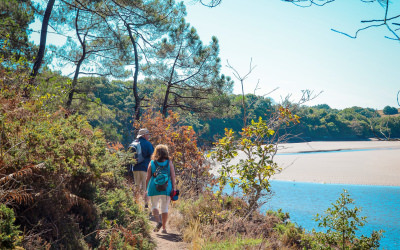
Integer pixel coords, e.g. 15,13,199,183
153,161,169,192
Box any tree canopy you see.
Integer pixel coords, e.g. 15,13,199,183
0,0,36,62
383,105,399,115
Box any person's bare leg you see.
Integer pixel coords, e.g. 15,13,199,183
161,212,168,230
153,209,160,223
140,172,149,207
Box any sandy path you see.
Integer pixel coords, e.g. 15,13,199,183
149,216,188,250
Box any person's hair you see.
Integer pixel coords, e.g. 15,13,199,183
152,144,170,162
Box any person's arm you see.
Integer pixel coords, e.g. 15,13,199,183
145,162,152,189
170,161,176,191
143,140,154,159
148,142,154,157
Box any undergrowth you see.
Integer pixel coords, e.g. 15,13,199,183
0,70,154,249
168,191,304,249
168,189,382,250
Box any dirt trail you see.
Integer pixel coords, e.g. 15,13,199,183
149,217,188,250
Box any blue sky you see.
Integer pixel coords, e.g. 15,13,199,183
183,0,400,109
30,0,400,110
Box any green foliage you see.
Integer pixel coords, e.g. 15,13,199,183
33,76,134,146
306,190,383,249
377,116,400,138
200,101,400,142
383,105,399,115
268,209,303,246
210,117,282,210
274,222,302,247
98,189,143,228
202,237,263,250
288,105,392,140
0,0,36,62
313,104,331,110
266,208,290,222
0,204,22,249
144,17,233,116
209,107,300,210
96,189,154,249
1,72,152,248
197,94,273,144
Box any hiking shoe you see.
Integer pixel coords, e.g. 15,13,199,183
161,229,167,234
154,222,162,232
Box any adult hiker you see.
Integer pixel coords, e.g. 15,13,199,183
131,128,154,208
146,144,176,234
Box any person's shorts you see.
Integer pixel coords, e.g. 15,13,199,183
150,195,171,213
133,171,147,190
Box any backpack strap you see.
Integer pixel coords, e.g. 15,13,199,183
153,160,168,177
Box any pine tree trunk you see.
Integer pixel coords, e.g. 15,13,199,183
30,0,55,83
126,23,141,121
66,8,86,109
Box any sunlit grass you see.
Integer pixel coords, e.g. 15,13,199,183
202,237,264,250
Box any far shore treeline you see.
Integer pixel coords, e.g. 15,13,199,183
71,77,400,146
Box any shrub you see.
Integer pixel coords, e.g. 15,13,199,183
307,190,383,249
383,106,398,115
170,192,305,249
0,204,22,249
267,208,290,222
1,72,152,248
274,222,302,246
210,110,299,212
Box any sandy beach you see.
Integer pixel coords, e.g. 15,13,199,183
211,141,400,186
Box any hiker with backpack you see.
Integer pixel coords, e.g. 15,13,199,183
146,144,176,234
130,128,154,208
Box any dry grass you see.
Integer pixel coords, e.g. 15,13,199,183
168,206,204,249
167,192,304,249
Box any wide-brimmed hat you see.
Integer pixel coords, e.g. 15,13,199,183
136,128,150,138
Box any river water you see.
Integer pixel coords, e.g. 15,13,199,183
264,180,400,250
217,143,400,249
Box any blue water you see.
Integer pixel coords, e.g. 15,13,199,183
218,146,400,248
262,181,400,250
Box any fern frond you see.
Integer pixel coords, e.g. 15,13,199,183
116,225,138,246
97,229,112,240
63,190,95,220
1,187,33,205
0,163,45,185
5,190,33,204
